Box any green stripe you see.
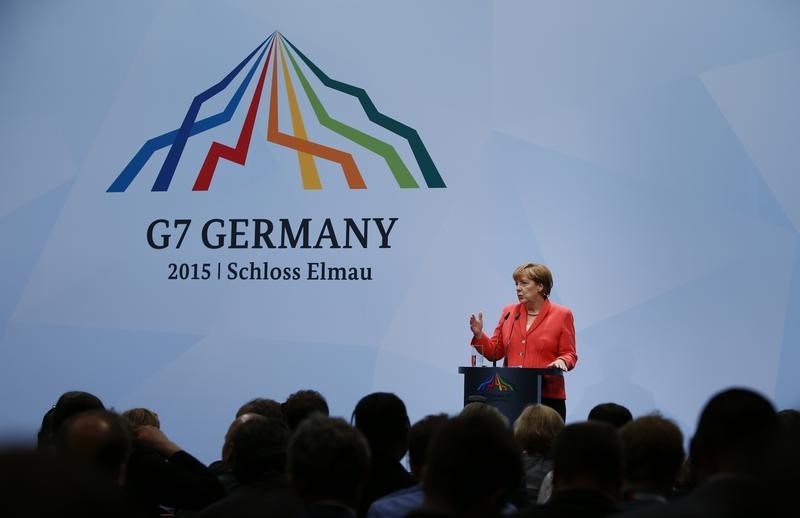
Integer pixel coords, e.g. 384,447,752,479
281,36,419,188
282,34,445,188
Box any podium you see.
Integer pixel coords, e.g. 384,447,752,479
458,366,562,424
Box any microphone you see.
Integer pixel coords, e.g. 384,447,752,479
493,312,512,367
502,311,520,367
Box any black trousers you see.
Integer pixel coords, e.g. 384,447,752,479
540,397,567,422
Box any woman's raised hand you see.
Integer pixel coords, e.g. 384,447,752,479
469,312,484,338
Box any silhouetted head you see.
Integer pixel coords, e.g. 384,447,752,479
407,414,449,479
689,387,777,482
620,414,684,494
289,415,370,508
222,412,265,471
588,402,633,429
229,415,290,484
352,392,410,460
282,390,329,431
423,414,522,516
460,401,509,428
776,409,800,436
37,407,56,452
552,421,624,502
236,397,284,421
57,410,132,486
52,391,105,434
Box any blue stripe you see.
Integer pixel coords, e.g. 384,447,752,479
148,35,272,192
108,38,270,192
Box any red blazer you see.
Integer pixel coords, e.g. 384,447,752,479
471,299,577,400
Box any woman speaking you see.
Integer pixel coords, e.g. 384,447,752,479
469,263,577,420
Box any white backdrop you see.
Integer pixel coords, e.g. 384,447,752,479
2,0,799,462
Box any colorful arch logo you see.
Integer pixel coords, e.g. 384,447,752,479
476,373,516,392
108,32,445,192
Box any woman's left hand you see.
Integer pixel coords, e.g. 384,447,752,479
547,358,568,371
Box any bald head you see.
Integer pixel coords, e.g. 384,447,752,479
59,410,131,485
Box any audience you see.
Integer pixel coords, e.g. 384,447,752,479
352,392,415,516
14,385,800,518
289,415,371,517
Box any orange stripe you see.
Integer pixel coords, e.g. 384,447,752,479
267,41,366,189
277,39,321,189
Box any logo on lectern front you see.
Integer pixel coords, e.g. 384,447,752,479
477,372,515,392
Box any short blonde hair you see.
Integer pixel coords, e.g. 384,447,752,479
121,407,160,429
513,404,564,456
512,263,553,298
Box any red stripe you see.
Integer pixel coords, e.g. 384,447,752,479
192,41,275,191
